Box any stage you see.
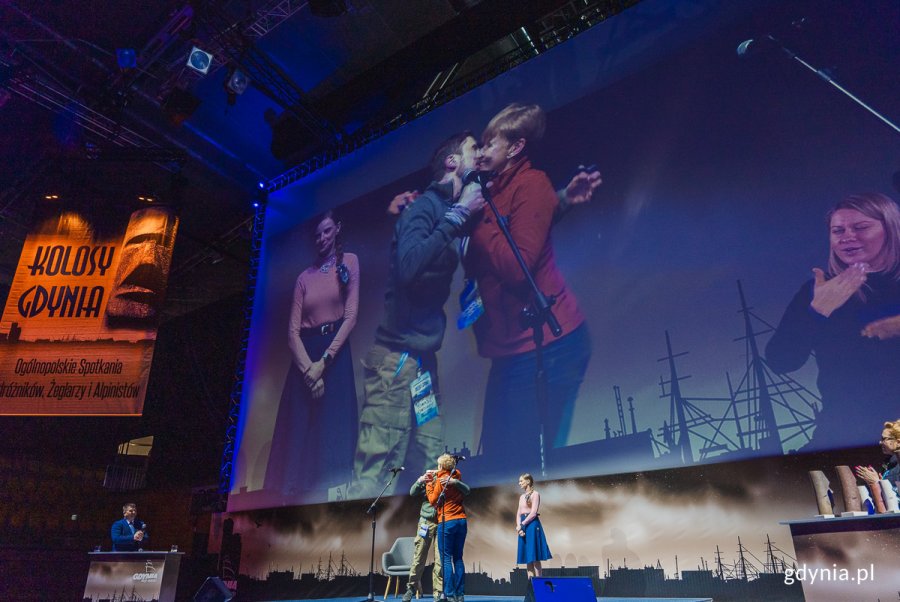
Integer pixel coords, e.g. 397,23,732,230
265,597,713,602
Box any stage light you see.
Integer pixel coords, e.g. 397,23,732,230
309,0,348,17
116,48,136,69
186,46,213,75
252,200,260,208
257,181,265,189
226,69,249,95
137,196,155,203
44,194,60,200
162,87,201,125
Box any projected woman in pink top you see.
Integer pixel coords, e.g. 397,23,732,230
264,210,360,501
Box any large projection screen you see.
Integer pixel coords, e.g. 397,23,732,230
229,0,900,511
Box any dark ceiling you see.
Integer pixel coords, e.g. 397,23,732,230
0,0,632,317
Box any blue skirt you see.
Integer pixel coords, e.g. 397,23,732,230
517,514,552,564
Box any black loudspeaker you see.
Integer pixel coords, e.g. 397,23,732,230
193,577,234,602
524,576,596,602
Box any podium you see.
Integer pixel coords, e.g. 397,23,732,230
83,551,183,602
782,514,900,602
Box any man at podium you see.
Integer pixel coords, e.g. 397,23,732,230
110,502,148,551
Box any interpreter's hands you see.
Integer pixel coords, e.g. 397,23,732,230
855,465,880,484
388,190,419,215
458,182,485,215
310,379,325,399
304,360,325,387
862,314,900,340
809,264,868,317
564,167,602,205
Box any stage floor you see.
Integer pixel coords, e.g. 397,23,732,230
268,596,712,602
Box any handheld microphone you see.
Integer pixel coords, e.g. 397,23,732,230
736,38,756,57
461,169,483,186
388,466,405,474
736,35,780,57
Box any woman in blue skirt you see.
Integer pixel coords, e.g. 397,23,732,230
516,473,552,578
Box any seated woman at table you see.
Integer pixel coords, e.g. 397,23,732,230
854,418,900,495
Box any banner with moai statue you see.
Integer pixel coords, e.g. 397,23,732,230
0,203,178,415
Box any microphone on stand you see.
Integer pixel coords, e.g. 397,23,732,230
450,454,466,462
736,36,779,57
387,466,405,474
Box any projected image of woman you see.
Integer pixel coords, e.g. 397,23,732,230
464,103,592,477
515,473,551,579
766,193,900,449
265,210,360,500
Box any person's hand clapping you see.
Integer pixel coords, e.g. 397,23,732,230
809,263,868,317
855,465,880,484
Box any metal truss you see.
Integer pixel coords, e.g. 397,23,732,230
218,196,266,502
243,0,309,38
194,1,339,145
266,0,634,192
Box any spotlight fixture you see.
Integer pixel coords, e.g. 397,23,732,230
137,196,155,203
309,0,348,17
257,181,265,189
226,69,249,95
186,46,213,75
116,48,137,69
43,194,60,200
162,87,201,125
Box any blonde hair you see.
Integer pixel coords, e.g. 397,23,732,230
884,419,900,441
437,453,456,471
482,103,545,150
827,193,900,281
519,473,534,489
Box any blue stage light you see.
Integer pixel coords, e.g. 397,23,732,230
116,48,136,69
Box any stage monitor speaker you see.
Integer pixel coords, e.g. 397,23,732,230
524,576,596,602
193,576,234,602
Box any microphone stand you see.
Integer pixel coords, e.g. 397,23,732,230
360,470,400,602
759,35,900,136
476,174,561,477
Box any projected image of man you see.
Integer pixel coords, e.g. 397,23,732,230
348,132,484,498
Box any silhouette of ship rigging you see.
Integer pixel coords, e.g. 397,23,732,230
235,535,802,600
462,280,822,482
